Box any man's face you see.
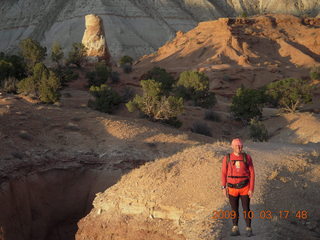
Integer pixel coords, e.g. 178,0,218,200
232,144,243,154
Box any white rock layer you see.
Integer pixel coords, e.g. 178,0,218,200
0,0,319,59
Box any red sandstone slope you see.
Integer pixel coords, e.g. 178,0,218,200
134,14,320,95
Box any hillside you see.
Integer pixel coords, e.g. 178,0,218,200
1,8,320,240
1,88,319,240
1,0,320,59
134,14,320,95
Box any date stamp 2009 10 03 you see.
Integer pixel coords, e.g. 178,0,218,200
211,210,308,220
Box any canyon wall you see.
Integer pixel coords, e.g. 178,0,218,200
0,0,319,60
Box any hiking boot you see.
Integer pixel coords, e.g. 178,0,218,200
230,225,240,236
246,227,253,237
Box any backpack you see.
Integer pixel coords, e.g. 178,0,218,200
226,152,249,168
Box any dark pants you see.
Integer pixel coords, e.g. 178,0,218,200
228,194,251,227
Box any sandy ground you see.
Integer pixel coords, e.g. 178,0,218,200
1,72,320,240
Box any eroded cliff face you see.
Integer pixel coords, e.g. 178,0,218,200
0,165,122,240
0,0,319,59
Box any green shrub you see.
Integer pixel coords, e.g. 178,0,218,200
86,61,111,87
18,76,38,96
127,94,184,123
0,53,26,80
140,79,164,97
230,86,266,122
121,87,134,103
19,38,47,70
265,78,312,113
39,71,61,103
141,67,175,93
204,110,221,122
192,90,216,108
54,67,78,86
191,122,212,137
110,71,120,83
162,118,183,128
249,118,268,142
1,77,19,93
51,42,64,67
119,55,133,66
240,12,248,18
85,72,96,84
176,71,216,107
18,63,47,96
119,56,133,73
173,85,189,99
310,66,320,80
121,63,132,73
66,42,87,68
88,84,121,113
0,60,14,82
18,63,61,103
176,70,216,108
95,62,110,81
126,79,184,126
177,71,209,92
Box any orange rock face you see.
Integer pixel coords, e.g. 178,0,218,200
82,14,111,63
134,14,320,95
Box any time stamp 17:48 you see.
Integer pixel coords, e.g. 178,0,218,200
212,210,309,220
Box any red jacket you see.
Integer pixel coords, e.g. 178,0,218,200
221,152,255,192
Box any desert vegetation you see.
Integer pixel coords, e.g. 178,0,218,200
126,68,219,128
265,78,313,113
16,38,61,103
249,117,269,142
310,65,320,80
126,79,184,127
119,55,133,73
204,110,221,122
176,70,216,108
19,38,47,71
0,52,26,93
51,42,64,67
231,77,313,124
230,86,266,123
141,66,176,93
88,84,122,113
66,42,87,68
86,61,111,87
191,121,212,137
18,62,61,103
1,38,90,103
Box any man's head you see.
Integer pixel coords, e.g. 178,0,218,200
231,138,243,155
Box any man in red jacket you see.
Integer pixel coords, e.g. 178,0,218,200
221,138,255,237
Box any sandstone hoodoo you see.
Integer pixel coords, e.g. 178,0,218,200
82,14,110,63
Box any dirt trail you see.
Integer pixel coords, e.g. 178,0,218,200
220,204,274,239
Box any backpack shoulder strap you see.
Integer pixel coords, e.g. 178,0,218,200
242,152,248,166
226,153,231,165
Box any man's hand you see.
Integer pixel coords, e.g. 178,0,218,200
222,188,228,198
248,190,254,198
